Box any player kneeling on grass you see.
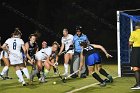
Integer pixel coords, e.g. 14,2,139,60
30,41,59,83
79,41,113,87
1,28,30,86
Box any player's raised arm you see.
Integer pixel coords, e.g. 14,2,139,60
91,44,112,58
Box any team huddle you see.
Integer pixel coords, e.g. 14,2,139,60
0,26,113,87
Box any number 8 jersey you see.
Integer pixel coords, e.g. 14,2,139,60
5,37,24,53
4,37,24,65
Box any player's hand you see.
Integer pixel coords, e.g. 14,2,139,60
28,59,34,65
54,62,58,66
58,53,61,56
53,64,57,68
31,59,35,63
106,53,113,58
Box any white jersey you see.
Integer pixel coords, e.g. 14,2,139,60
61,34,73,51
4,37,24,65
35,47,52,61
5,37,24,53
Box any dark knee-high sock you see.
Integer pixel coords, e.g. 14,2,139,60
53,66,57,73
36,73,41,79
92,72,104,83
21,70,24,75
134,70,140,85
99,68,109,77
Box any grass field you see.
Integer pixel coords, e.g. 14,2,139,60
0,64,140,93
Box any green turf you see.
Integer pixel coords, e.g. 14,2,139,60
0,64,139,93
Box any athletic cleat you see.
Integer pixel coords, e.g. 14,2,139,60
5,76,13,80
38,77,42,82
71,74,78,78
39,77,47,83
131,84,140,90
54,72,58,75
0,74,6,80
80,74,87,78
104,79,110,83
22,83,27,86
22,82,27,86
100,82,106,87
107,75,113,83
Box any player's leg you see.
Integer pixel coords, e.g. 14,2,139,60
53,66,57,75
42,59,53,82
131,67,140,89
63,53,70,76
130,48,140,89
94,52,113,83
2,57,12,79
96,64,113,83
69,52,74,74
30,60,42,82
44,60,51,78
20,63,30,80
88,66,106,87
87,53,106,86
0,51,11,79
14,65,26,86
70,55,74,74
72,54,80,78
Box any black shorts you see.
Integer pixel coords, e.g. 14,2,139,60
130,47,140,67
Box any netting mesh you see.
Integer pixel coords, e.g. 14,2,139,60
118,12,140,76
120,13,131,64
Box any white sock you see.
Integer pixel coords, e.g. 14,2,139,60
16,70,25,83
1,66,8,76
22,68,30,79
6,69,9,77
64,63,68,74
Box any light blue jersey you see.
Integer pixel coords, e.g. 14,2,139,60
73,34,89,53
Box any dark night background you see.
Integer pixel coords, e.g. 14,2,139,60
0,0,140,59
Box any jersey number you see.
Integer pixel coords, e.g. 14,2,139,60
13,42,17,50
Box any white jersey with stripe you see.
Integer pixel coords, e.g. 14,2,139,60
61,34,73,51
40,47,52,57
35,47,52,60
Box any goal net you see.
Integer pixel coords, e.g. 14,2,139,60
117,10,140,77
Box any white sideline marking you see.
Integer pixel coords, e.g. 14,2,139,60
66,76,118,93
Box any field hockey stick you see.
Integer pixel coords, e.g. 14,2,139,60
62,70,80,82
59,45,74,56
54,66,65,83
